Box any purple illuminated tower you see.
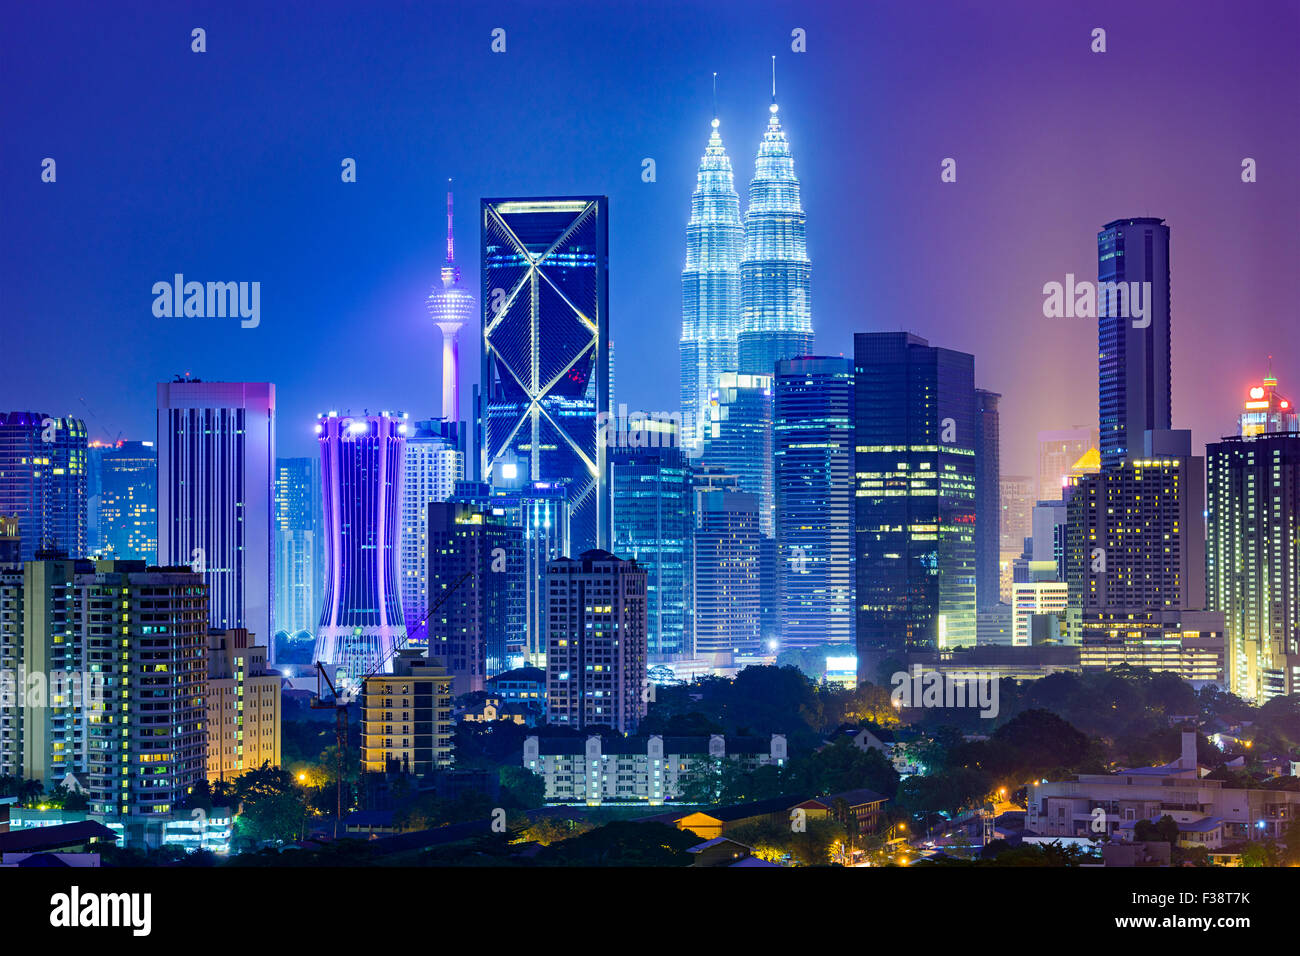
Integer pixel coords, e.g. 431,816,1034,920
427,183,475,423
313,411,408,679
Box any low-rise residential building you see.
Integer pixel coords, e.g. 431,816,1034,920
523,733,787,805
1027,732,1300,848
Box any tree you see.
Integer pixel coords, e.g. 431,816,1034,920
1283,818,1300,866
518,815,594,846
499,766,546,809
1133,814,1180,845
535,821,697,866
1241,840,1280,867
232,763,307,846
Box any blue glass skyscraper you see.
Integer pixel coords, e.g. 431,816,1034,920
854,333,978,675
774,357,854,650
610,437,693,661
479,197,609,554
738,72,812,377
0,412,87,561
1097,217,1171,468
681,105,744,453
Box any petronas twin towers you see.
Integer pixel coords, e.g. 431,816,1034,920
680,74,812,451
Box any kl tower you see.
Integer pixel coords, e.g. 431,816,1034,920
427,181,475,422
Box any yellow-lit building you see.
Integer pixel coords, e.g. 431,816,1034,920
206,628,280,783
361,651,453,775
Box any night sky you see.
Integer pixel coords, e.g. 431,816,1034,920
4,0,1297,477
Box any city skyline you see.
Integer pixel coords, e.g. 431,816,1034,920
5,1,1296,483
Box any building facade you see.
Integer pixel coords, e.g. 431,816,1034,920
545,550,647,733
854,332,978,672
479,196,610,554
273,456,322,643
693,483,761,663
156,380,275,656
0,412,87,562
773,356,854,650
1097,218,1171,468
313,411,407,679
360,651,454,776
206,628,281,783
1208,431,1300,701
89,440,157,562
738,92,812,377
610,442,693,661
400,420,464,637
523,733,787,805
681,112,744,453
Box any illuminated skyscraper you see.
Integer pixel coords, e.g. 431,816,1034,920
479,196,609,554
703,372,773,537
611,434,693,661
1097,218,1171,468
274,456,322,645
1209,371,1300,701
774,357,854,650
428,185,475,424
738,63,812,377
157,380,275,651
1238,362,1298,436
854,333,978,673
0,412,87,562
400,420,464,637
89,440,157,562
681,93,744,452
314,412,407,679
975,389,1001,612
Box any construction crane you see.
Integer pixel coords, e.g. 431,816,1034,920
310,570,473,837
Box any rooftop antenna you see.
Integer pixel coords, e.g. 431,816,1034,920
771,55,776,102
712,71,718,120
446,178,455,263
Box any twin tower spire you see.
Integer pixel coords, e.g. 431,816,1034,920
681,61,812,452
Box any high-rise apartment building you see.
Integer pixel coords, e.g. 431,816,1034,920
1208,429,1300,702
157,380,275,655
447,480,568,668
545,550,647,733
313,412,407,679
83,562,208,820
773,356,854,649
425,500,525,695
0,412,87,562
0,558,97,783
479,196,610,553
854,333,978,672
